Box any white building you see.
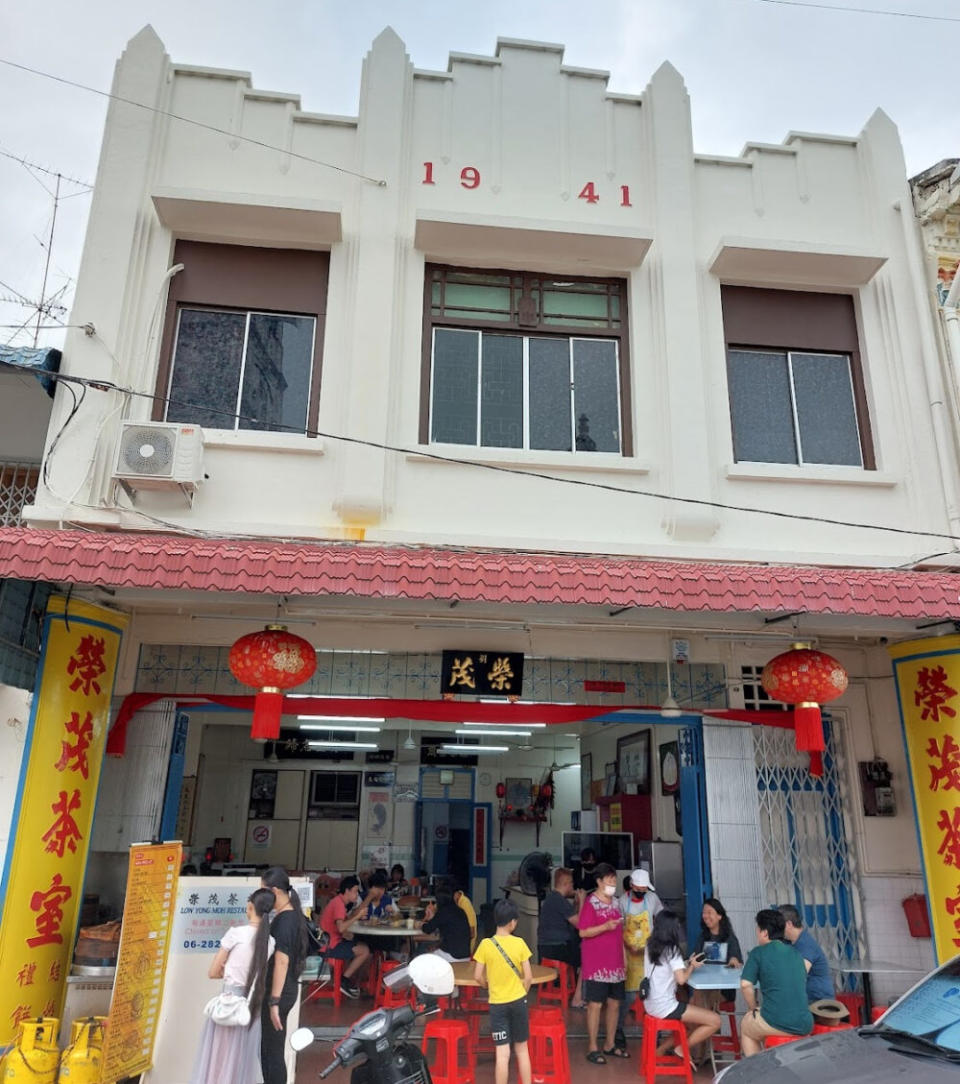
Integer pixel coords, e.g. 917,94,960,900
3,26,960,1009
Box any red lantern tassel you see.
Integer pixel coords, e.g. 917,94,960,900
251,687,283,742
794,702,825,752
808,752,824,777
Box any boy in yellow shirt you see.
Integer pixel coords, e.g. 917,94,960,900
473,899,533,1084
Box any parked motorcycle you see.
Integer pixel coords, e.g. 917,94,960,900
291,954,454,1084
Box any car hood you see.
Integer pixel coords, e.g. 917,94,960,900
718,1029,960,1083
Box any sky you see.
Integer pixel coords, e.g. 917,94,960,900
0,0,956,352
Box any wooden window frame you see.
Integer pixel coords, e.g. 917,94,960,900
154,241,329,436
720,285,875,470
419,263,633,456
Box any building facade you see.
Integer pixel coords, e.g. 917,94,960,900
2,27,960,1023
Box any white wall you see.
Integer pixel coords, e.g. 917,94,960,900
0,684,32,882
0,375,51,462
27,30,960,569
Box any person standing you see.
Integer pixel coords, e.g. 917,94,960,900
537,867,585,1007
473,899,534,1084
575,847,599,893
191,888,275,1084
739,909,813,1056
260,868,310,1084
319,875,372,997
615,868,663,1048
578,862,626,1063
453,884,478,952
777,904,834,1003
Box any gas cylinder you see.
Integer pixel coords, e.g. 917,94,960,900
57,1017,105,1082
0,1017,59,1082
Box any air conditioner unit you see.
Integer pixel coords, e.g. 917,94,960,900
114,421,205,495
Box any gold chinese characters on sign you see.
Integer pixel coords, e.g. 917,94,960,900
441,650,524,698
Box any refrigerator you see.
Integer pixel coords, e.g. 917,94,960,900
635,840,684,907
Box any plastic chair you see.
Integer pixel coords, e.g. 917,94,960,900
835,993,864,1026
528,1007,570,1084
376,960,412,1009
458,986,494,1055
421,1018,475,1084
709,999,741,1067
812,1023,854,1035
870,1005,886,1023
303,956,344,1008
536,959,573,1012
639,1015,693,1083
363,949,384,998
764,1034,804,1048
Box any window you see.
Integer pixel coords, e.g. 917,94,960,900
155,241,328,435
309,771,360,806
422,265,631,454
721,286,874,469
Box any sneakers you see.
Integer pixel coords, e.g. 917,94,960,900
340,979,360,999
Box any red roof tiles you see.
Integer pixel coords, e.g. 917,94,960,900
1,526,958,619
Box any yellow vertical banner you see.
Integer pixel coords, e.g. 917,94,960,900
890,635,960,963
100,842,181,1083
0,596,127,1043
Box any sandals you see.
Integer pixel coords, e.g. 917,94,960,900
604,1047,630,1059
586,1050,607,1064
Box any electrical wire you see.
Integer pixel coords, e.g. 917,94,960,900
7,357,960,549
756,0,960,21
0,58,386,187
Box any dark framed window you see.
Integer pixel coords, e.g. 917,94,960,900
421,265,632,455
155,241,328,435
721,286,874,469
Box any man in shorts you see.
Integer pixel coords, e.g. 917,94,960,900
474,899,534,1084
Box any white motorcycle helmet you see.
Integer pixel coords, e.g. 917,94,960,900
408,954,455,997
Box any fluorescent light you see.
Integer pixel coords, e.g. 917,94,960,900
454,728,531,737
440,744,509,754
307,741,379,750
462,721,548,729
299,724,381,733
297,715,385,724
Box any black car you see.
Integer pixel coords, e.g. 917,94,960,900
714,956,960,1083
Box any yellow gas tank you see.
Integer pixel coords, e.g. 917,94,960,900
0,1017,59,1083
57,1017,105,1082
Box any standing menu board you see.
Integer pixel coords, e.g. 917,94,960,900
100,842,181,1083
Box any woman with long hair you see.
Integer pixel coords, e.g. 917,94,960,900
190,887,275,1084
691,897,743,1008
643,909,720,1065
260,867,310,1084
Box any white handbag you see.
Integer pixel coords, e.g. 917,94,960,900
203,990,251,1027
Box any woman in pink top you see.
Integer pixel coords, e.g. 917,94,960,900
579,862,627,1064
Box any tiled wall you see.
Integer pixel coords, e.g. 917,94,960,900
859,874,935,1005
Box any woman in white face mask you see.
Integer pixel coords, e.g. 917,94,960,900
578,863,627,1064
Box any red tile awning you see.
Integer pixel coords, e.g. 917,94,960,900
1,526,959,619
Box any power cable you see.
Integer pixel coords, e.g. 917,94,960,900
756,0,960,21
7,356,960,548
0,58,386,187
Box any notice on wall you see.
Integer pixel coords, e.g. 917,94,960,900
170,882,248,954
100,841,181,1083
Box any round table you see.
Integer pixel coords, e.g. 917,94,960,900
451,961,557,987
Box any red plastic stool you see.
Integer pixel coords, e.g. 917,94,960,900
639,1016,693,1083
304,957,344,1008
764,1034,804,1048
458,986,493,1054
376,960,412,1009
710,1000,741,1062
529,1008,570,1084
812,1023,853,1035
363,950,384,997
537,959,573,1012
422,1018,475,1084
870,1005,886,1023
835,993,864,1027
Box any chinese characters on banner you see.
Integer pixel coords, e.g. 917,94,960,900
0,597,127,1043
99,842,181,1082
440,650,524,697
890,636,960,963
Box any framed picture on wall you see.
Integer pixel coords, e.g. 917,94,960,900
580,753,592,809
604,762,618,796
617,730,651,795
660,741,680,795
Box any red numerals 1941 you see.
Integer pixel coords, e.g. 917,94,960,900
422,163,632,206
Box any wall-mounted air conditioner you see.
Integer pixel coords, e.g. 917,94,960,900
114,421,204,499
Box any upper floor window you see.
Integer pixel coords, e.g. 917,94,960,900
155,241,328,435
421,265,632,455
721,286,874,469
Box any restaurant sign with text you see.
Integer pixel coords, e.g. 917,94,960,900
440,650,524,698
890,635,960,963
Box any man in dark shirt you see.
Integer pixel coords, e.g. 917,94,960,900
537,866,584,1007
777,904,834,1003
421,885,471,961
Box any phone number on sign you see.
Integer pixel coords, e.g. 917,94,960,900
182,938,220,950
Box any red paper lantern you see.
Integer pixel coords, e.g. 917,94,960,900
229,625,317,741
761,644,848,754
541,783,553,800
496,783,506,799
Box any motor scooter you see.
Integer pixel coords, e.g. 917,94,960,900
291,954,454,1084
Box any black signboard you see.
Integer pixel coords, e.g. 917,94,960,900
365,749,394,765
364,771,396,787
440,650,524,697
420,735,479,767
265,730,356,761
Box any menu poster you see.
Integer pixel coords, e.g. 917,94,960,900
100,842,181,1083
